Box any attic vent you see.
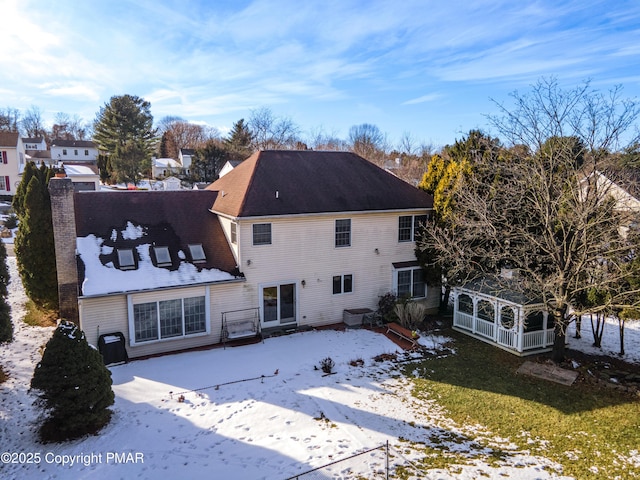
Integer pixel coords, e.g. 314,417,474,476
117,249,136,270
154,246,172,267
188,244,206,263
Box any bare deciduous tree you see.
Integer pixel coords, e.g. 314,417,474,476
419,78,640,362
248,107,300,150
0,107,20,132
156,116,218,158
348,123,388,165
51,112,89,140
21,106,46,138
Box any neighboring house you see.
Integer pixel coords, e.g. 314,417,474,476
62,164,100,191
50,140,99,162
22,137,47,151
179,148,194,173
151,158,182,179
218,160,242,178
50,150,436,359
0,132,24,195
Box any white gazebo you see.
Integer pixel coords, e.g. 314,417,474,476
452,279,555,356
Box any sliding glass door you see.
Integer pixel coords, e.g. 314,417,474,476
261,283,296,326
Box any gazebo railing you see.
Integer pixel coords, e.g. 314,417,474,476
454,311,473,330
475,318,494,339
497,327,517,349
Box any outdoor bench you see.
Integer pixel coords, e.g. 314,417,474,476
386,322,420,349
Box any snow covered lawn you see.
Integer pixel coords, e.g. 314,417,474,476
1,254,638,479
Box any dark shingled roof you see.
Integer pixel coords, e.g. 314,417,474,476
51,139,96,148
74,190,238,275
0,132,19,147
207,150,433,217
459,278,544,306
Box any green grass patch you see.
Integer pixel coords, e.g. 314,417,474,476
406,330,640,479
22,300,58,327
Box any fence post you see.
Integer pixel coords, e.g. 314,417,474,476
386,440,389,480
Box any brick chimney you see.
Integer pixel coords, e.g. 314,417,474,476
48,177,79,324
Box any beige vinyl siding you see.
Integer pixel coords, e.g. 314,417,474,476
80,281,249,359
238,210,438,327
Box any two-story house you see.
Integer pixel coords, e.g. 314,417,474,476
50,150,435,359
50,139,99,163
22,137,47,151
0,132,24,195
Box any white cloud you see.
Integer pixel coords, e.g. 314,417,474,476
402,94,442,105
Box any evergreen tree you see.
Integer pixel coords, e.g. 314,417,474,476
110,139,150,185
224,118,253,161
0,241,11,344
14,165,58,311
93,94,157,184
31,321,114,442
158,131,176,158
191,139,229,182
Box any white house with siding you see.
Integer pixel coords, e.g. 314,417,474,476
0,132,24,195
50,150,436,359
50,139,98,162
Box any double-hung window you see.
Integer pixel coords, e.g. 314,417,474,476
335,219,351,247
332,274,353,295
253,223,271,245
132,296,207,344
398,215,428,242
396,267,426,299
230,222,237,244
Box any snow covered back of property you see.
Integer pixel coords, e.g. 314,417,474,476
77,232,237,296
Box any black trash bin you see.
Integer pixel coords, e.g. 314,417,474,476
98,332,129,365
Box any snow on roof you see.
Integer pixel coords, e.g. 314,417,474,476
77,233,237,296
64,164,97,176
154,158,181,168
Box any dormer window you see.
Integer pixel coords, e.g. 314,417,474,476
154,246,172,267
117,248,136,270
188,244,206,263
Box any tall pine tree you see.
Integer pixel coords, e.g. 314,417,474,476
14,162,58,311
93,94,157,185
31,321,114,442
0,241,11,344
224,118,253,161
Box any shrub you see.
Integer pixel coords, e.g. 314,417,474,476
395,301,428,330
31,321,114,442
3,213,18,230
377,292,398,323
319,357,335,374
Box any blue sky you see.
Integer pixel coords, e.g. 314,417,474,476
2,0,640,149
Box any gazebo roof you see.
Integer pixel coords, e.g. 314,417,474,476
456,278,545,307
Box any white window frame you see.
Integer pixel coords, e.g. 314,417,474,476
127,290,210,346
253,223,272,246
0,177,6,191
393,266,426,299
398,214,428,242
335,219,351,248
230,222,237,244
332,274,353,295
